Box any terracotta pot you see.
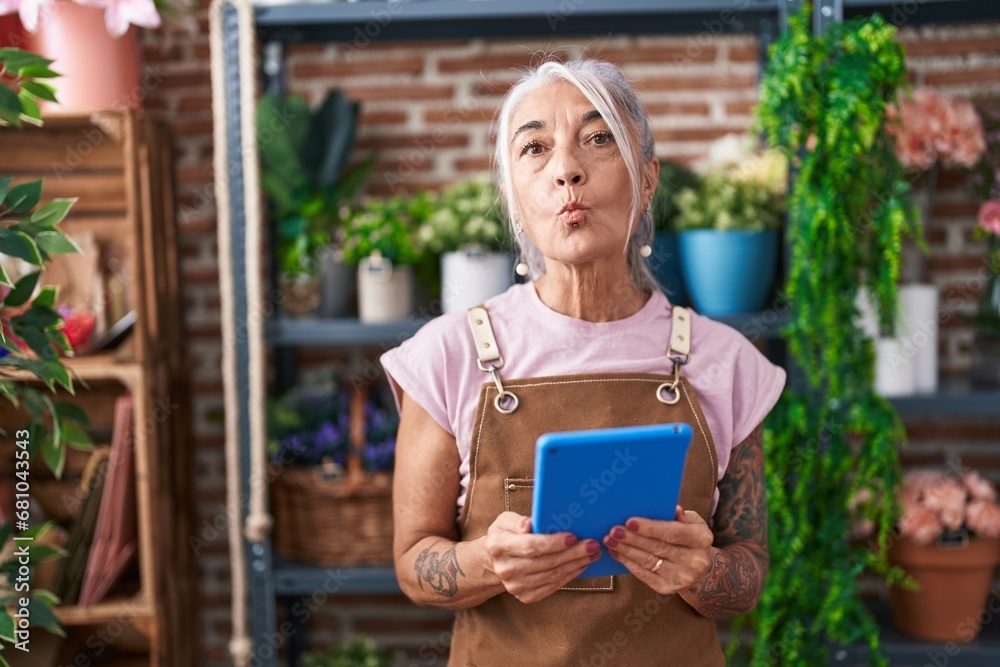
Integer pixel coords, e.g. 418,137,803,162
888,535,1000,642
27,1,143,111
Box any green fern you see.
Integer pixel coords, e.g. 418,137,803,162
727,5,919,665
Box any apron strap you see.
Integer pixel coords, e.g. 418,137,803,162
667,305,691,365
467,306,519,414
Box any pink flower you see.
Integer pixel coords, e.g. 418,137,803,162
966,499,1000,539
980,200,1000,238
899,505,943,545
904,469,946,494
75,0,161,37
922,476,968,519
963,470,999,502
889,88,987,170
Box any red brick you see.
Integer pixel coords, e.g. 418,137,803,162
437,52,540,74
454,156,492,172
180,217,217,235
185,322,222,338
728,42,760,63
360,109,409,126
927,255,989,272
473,79,518,97
159,69,211,89
899,451,946,466
924,67,1000,87
723,99,757,117
925,228,947,245
286,43,331,58
342,84,455,102
371,158,434,174
178,95,213,113
424,106,499,125
183,266,219,285
355,132,469,150
931,199,980,219
584,44,719,66
191,380,224,393
144,44,184,61
645,100,712,116
653,125,749,143
292,57,425,78
903,422,1000,439
635,72,757,92
177,164,215,186
901,36,1000,58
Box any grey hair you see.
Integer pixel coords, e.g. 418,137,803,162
492,59,659,292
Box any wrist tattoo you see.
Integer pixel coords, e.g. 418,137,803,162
697,548,761,616
414,542,465,598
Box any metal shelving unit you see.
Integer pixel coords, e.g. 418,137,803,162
214,1,1000,665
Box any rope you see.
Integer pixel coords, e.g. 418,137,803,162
209,0,271,664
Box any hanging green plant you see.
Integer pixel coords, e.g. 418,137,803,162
729,4,921,666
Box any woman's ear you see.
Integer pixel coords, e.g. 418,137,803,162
643,158,661,202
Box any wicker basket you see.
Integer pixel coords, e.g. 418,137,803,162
269,382,394,566
270,462,393,566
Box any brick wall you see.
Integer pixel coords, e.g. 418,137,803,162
139,8,1000,665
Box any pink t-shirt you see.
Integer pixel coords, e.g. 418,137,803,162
380,283,786,519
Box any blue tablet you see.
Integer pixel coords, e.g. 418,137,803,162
531,423,692,578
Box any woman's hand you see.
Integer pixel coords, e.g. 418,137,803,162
486,511,601,604
603,505,714,596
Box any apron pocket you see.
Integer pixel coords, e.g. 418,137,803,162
503,477,614,593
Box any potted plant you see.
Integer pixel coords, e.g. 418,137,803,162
865,468,1000,642
415,179,512,313
673,134,787,316
340,196,420,324
301,636,402,667
267,372,398,566
648,160,699,306
256,89,375,317
882,88,986,393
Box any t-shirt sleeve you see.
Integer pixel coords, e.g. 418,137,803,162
378,315,462,437
730,334,787,448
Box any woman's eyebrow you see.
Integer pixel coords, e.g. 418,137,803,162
512,120,544,143
582,110,602,122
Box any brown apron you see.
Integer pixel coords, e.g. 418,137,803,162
447,304,725,667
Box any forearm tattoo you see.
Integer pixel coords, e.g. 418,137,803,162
697,424,768,616
414,542,465,598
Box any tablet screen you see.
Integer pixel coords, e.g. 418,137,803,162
531,423,692,578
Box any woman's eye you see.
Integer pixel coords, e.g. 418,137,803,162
591,131,614,146
520,141,543,156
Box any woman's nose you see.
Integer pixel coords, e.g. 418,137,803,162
552,147,586,187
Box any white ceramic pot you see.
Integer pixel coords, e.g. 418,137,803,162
897,283,939,393
318,246,355,318
440,248,513,313
875,337,917,397
357,256,413,324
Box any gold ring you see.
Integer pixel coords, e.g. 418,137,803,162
650,557,664,574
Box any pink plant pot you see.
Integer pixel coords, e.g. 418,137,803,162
27,1,143,111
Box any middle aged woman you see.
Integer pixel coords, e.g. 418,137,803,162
380,59,786,666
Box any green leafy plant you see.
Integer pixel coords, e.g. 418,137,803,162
728,5,920,666
257,89,376,279
415,179,509,255
650,159,700,233
339,197,420,268
300,636,401,667
0,48,93,666
674,171,785,232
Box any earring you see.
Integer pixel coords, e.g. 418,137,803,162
639,203,653,257
515,262,530,276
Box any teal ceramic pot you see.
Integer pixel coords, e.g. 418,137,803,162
648,232,689,307
678,229,779,316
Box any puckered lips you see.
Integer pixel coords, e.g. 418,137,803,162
558,201,588,225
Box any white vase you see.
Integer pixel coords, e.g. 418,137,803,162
440,248,513,313
875,337,917,397
897,284,939,394
357,256,413,324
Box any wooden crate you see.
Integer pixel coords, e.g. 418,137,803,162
0,110,195,667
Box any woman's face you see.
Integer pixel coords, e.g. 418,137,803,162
508,81,657,272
